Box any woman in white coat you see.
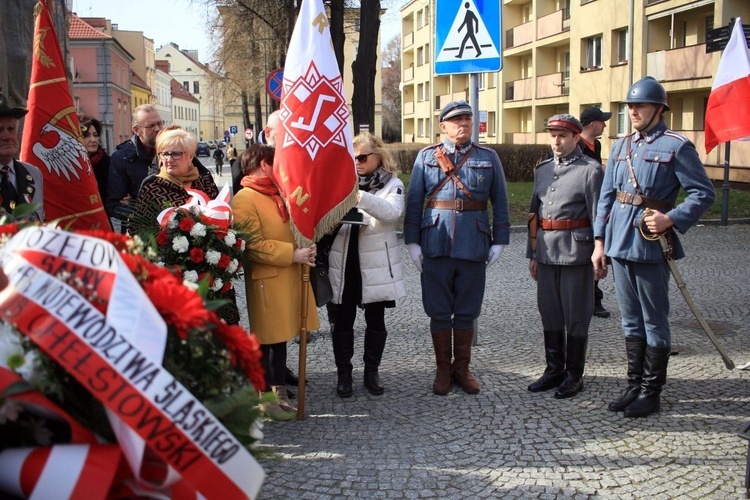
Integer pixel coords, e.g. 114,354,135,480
328,132,406,397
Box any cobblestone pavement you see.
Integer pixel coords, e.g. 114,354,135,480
235,223,750,499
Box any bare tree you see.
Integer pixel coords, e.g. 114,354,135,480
381,34,401,142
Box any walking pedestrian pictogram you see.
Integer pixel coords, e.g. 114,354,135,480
435,0,502,75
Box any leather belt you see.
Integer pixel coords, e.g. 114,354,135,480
539,218,590,230
427,199,488,212
615,191,673,213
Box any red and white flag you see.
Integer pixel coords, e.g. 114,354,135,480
273,0,358,246
705,17,750,154
20,0,111,230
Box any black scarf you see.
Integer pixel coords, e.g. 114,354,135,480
358,167,392,193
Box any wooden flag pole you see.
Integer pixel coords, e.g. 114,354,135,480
296,265,310,420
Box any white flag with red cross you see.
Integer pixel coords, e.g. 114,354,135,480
273,0,358,246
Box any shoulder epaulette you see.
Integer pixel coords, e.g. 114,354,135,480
536,157,554,169
663,130,688,142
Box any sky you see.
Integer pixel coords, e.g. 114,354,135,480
72,0,402,64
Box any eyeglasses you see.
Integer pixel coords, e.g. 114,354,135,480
138,120,165,130
159,151,184,159
355,152,375,163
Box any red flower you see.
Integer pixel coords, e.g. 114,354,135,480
217,254,230,269
235,238,244,249
178,216,195,232
0,223,20,237
189,247,204,263
214,319,265,391
220,281,232,293
156,231,169,246
143,278,210,338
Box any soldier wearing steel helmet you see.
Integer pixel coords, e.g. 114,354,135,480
592,76,715,418
526,114,603,400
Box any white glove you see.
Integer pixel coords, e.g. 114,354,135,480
486,245,505,268
407,243,423,273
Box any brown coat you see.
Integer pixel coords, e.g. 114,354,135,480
232,187,319,344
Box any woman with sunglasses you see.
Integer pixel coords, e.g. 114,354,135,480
327,132,406,397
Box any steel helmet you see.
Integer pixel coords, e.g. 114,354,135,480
624,76,669,110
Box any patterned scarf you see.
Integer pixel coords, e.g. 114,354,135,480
358,166,393,193
88,147,105,167
240,174,289,222
156,164,200,188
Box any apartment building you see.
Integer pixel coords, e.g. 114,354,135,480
401,0,750,180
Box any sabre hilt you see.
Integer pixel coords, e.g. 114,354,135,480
638,207,661,241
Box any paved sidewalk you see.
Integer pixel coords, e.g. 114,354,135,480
238,224,750,499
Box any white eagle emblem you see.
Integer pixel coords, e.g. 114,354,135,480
32,122,92,181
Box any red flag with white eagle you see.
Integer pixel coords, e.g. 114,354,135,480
705,17,750,154
273,0,358,246
20,0,111,230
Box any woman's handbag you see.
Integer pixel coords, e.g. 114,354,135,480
310,265,333,307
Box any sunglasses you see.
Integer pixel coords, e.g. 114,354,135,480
355,152,375,163
159,151,184,159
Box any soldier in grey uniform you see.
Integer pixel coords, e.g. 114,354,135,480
527,114,604,399
405,100,510,396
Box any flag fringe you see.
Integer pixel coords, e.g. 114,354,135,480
288,184,359,248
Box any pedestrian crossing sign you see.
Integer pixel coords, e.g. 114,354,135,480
435,0,502,75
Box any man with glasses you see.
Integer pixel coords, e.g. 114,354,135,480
106,104,165,232
404,100,510,396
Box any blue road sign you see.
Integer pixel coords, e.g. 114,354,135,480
435,0,502,75
266,69,284,101
229,125,238,135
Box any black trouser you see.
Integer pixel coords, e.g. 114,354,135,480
333,303,387,333
261,342,287,388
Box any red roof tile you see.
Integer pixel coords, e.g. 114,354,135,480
68,13,111,40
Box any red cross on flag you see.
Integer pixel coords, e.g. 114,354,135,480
20,0,111,230
273,0,358,246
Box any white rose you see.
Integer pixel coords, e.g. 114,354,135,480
166,214,178,229
182,280,199,291
205,250,222,265
210,278,224,291
224,232,237,246
172,235,189,253
240,239,246,251
190,223,207,237
227,259,239,274
249,420,264,441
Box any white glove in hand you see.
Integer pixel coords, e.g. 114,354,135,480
407,243,423,273
486,244,505,268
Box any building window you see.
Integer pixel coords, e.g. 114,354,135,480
417,46,424,66
583,35,602,70
182,81,189,90
424,43,430,64
479,73,486,90
616,102,628,136
193,81,200,94
417,10,423,29
488,111,496,136
613,29,628,64
417,83,424,102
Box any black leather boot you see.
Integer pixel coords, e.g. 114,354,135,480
528,330,566,392
363,328,387,395
554,336,588,399
608,337,646,411
624,345,670,418
332,330,354,397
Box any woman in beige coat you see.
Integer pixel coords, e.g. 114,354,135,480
231,143,319,420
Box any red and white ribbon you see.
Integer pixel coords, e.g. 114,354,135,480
157,185,233,230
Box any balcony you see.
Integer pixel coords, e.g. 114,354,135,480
436,91,469,111
505,132,534,144
404,65,414,82
403,31,414,49
646,44,712,82
536,72,568,98
506,20,534,49
505,78,532,101
404,101,414,115
537,9,568,39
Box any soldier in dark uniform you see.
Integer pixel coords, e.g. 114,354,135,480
593,77,715,418
527,114,604,399
579,106,613,319
404,100,510,395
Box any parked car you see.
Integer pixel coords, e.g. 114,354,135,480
217,141,226,148
207,140,218,149
196,142,211,157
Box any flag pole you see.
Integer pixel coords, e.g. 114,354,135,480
721,141,731,226
296,265,310,420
